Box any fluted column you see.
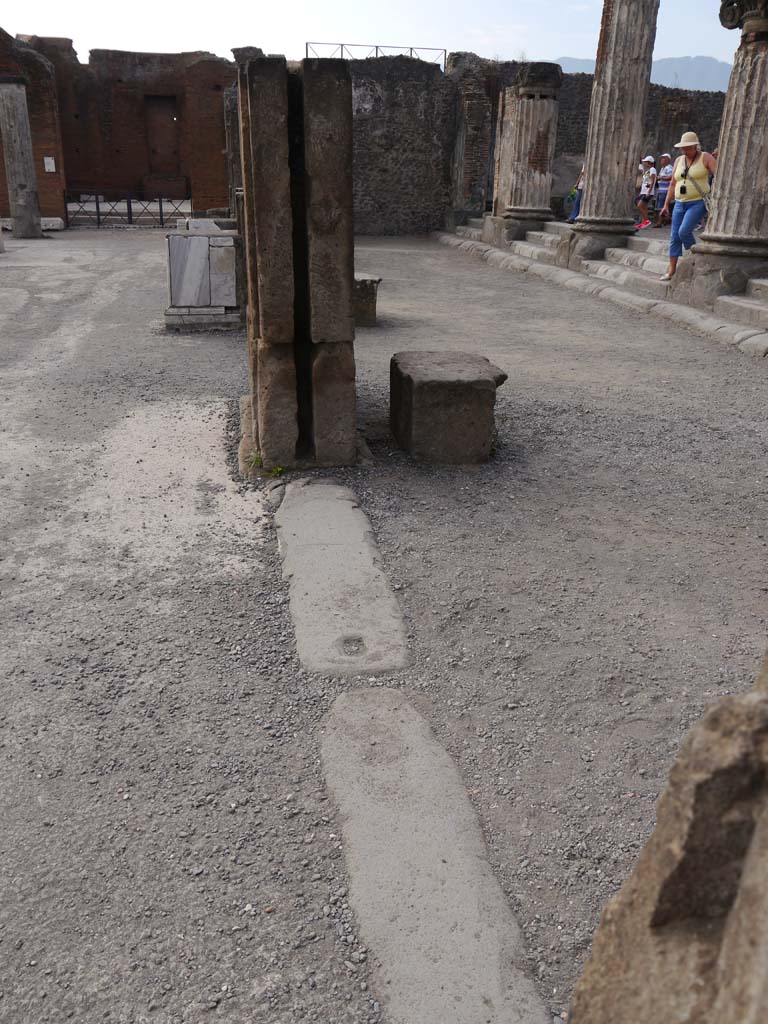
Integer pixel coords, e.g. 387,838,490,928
569,0,660,264
697,3,768,258
502,64,562,234
0,78,42,239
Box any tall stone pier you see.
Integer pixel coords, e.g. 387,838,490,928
0,77,43,239
484,63,562,248
567,0,660,267
683,1,768,304
236,54,356,472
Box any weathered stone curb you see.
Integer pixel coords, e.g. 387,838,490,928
434,232,768,359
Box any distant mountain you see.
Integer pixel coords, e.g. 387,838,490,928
555,55,733,92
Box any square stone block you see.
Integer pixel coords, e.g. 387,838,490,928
354,274,382,327
390,351,507,464
168,234,210,307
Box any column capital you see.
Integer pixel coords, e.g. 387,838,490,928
720,1,768,32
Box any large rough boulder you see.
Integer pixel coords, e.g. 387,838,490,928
569,689,768,1024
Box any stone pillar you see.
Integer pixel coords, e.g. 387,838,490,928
0,78,43,239
500,64,562,239
568,0,660,267
483,63,562,246
683,2,768,303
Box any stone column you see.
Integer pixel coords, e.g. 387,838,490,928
685,2,768,302
484,63,562,246
0,77,43,239
502,64,562,238
568,0,660,267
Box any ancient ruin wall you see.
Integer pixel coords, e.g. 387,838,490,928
16,38,235,211
350,57,456,235
0,29,66,219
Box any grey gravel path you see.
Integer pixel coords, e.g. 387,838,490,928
3,230,768,1023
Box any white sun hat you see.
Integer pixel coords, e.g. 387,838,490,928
642,154,655,163
675,131,700,148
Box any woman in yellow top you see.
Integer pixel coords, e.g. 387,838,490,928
658,131,718,281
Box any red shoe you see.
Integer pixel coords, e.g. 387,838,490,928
638,219,652,229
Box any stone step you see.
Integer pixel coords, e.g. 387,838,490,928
582,260,672,300
467,217,486,230
605,247,669,276
525,230,560,249
747,278,768,300
714,294,768,329
455,225,483,242
542,221,573,237
626,235,669,256
509,240,557,265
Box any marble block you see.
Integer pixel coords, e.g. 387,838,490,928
210,244,237,306
168,234,211,307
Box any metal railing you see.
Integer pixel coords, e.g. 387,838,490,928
305,42,447,69
65,190,191,228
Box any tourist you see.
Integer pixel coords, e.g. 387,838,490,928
653,153,673,227
567,165,585,223
658,131,718,281
635,156,657,229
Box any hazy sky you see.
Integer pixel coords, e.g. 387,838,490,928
5,0,741,65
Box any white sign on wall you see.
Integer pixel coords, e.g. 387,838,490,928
44,156,56,173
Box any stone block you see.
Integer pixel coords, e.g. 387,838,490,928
311,342,357,464
245,57,294,345
257,342,299,468
302,59,355,344
168,234,211,307
209,243,237,306
569,691,768,1024
390,351,507,464
353,274,382,327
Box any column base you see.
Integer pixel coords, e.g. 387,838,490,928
567,219,635,269
669,248,768,309
482,215,520,248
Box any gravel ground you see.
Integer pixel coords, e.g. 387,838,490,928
1,230,379,1024
2,230,767,1023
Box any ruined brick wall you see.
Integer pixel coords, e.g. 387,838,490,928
447,52,520,216
554,72,726,195
0,29,66,219
19,38,235,210
351,56,456,235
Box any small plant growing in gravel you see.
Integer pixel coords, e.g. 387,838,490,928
269,465,285,478
247,452,263,470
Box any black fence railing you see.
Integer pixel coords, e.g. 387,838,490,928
65,190,190,228
305,42,447,69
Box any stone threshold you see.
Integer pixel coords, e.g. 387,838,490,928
434,232,768,359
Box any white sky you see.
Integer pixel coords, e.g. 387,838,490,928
5,0,740,65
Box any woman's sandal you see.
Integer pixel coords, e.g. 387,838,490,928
660,273,674,281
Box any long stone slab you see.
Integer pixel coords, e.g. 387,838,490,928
275,481,407,674
320,688,549,1024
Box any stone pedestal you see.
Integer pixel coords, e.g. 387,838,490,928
354,274,382,327
687,4,768,303
390,351,507,464
568,0,660,268
0,79,43,239
492,63,562,241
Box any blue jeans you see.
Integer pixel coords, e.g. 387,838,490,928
568,188,583,222
670,199,706,258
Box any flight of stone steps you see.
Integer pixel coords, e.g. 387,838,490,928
455,218,768,329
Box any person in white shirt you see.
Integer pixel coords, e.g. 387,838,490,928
653,153,674,227
635,155,657,230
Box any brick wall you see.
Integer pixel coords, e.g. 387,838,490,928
350,56,456,235
0,29,66,219
16,37,235,211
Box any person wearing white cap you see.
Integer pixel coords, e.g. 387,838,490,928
653,153,673,227
658,131,718,281
635,155,657,229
